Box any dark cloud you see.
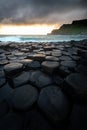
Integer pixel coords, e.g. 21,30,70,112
0,0,87,25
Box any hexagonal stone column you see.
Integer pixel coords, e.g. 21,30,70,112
38,85,70,123
41,61,59,74
9,85,38,110
4,63,23,77
65,73,87,101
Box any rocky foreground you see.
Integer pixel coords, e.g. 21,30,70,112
0,40,87,130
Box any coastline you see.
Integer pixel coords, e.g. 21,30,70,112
0,39,87,130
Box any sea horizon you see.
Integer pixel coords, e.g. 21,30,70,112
0,34,87,43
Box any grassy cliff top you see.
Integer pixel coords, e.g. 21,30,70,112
50,19,87,35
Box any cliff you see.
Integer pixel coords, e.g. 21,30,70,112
50,19,87,35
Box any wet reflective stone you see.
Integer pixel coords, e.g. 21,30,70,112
45,56,59,61
38,85,69,123
42,61,59,74
65,73,87,100
0,60,9,66
27,61,41,69
59,56,72,61
11,71,30,88
7,55,17,60
19,59,33,67
45,51,52,56
9,85,38,110
28,70,53,88
20,48,29,53
71,55,80,61
60,61,76,68
44,46,53,51
14,52,24,57
0,83,13,102
4,63,23,77
33,54,45,61
52,50,61,57
0,70,6,87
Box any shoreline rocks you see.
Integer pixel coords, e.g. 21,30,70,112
0,39,87,130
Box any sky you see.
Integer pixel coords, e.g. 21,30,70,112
0,0,87,35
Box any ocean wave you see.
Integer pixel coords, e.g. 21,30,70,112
0,35,87,43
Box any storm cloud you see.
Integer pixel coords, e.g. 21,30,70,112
0,0,87,25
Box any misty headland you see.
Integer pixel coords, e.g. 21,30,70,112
49,19,87,35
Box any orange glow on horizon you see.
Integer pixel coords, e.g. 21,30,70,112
0,24,58,35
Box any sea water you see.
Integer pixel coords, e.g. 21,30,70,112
0,35,87,43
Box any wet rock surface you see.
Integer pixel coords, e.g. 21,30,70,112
4,63,23,77
0,39,87,130
8,84,38,110
38,85,70,123
42,61,59,74
65,73,87,101
0,70,6,87
9,71,30,88
28,70,53,89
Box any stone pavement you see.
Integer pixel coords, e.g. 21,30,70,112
0,39,87,130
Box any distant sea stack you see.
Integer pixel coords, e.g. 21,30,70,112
49,19,87,35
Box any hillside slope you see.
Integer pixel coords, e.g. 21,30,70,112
50,19,87,35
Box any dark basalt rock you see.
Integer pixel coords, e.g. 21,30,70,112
52,50,61,57
9,84,38,110
59,66,71,77
9,71,30,88
41,61,59,74
68,104,87,130
27,53,35,59
0,60,9,66
45,51,52,56
0,101,9,118
19,59,33,69
0,54,6,60
60,61,76,68
59,56,72,61
53,75,64,85
44,46,54,51
70,55,80,61
38,85,69,123
33,53,45,61
45,56,59,61
27,60,41,69
79,59,87,66
0,40,87,130
28,70,53,89
62,51,72,57
14,52,24,57
76,65,87,75
0,83,13,102
4,63,23,77
0,70,6,87
20,48,29,53
7,55,17,60
25,110,53,130
0,112,23,130
65,73,87,101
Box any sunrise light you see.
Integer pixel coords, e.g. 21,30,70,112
0,24,55,35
